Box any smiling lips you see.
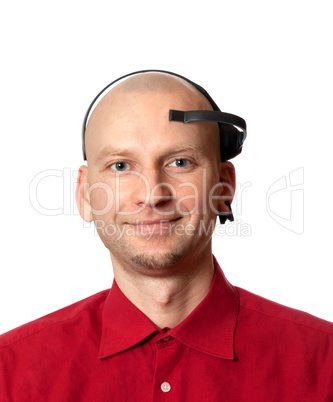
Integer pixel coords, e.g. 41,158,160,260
126,217,182,234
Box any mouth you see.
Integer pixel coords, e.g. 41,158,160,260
125,217,182,234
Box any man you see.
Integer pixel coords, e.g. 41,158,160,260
0,71,332,401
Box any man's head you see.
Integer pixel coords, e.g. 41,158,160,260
76,72,236,274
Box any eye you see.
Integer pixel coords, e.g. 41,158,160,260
109,162,131,172
168,159,192,168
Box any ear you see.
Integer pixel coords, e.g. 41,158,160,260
217,161,236,214
75,165,93,222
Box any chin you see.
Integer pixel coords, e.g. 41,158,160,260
130,250,185,270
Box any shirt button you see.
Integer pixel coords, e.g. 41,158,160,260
163,336,170,341
161,382,171,393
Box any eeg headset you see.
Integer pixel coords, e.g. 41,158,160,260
81,69,247,223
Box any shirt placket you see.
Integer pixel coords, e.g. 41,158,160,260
151,329,183,402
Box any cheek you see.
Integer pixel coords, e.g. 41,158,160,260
89,179,140,219
89,184,115,216
174,176,208,216
175,172,220,217
114,181,135,207
209,181,223,210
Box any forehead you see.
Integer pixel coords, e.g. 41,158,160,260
85,78,219,162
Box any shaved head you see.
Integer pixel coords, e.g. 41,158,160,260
118,73,211,103
85,73,215,160
95,72,213,102
120,72,182,93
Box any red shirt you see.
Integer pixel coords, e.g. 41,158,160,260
1,259,333,401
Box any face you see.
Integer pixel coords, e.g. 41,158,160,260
76,82,235,274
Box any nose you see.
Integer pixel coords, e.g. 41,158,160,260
133,168,175,208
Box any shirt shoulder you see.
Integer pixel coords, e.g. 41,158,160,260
236,286,333,336
0,289,110,350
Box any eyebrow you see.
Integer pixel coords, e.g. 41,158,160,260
94,146,129,164
94,143,204,165
166,143,203,155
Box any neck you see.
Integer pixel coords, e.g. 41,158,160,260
111,253,215,329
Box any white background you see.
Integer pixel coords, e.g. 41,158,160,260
1,0,332,334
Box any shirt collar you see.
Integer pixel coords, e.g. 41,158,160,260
98,279,158,359
169,257,239,359
98,256,239,360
